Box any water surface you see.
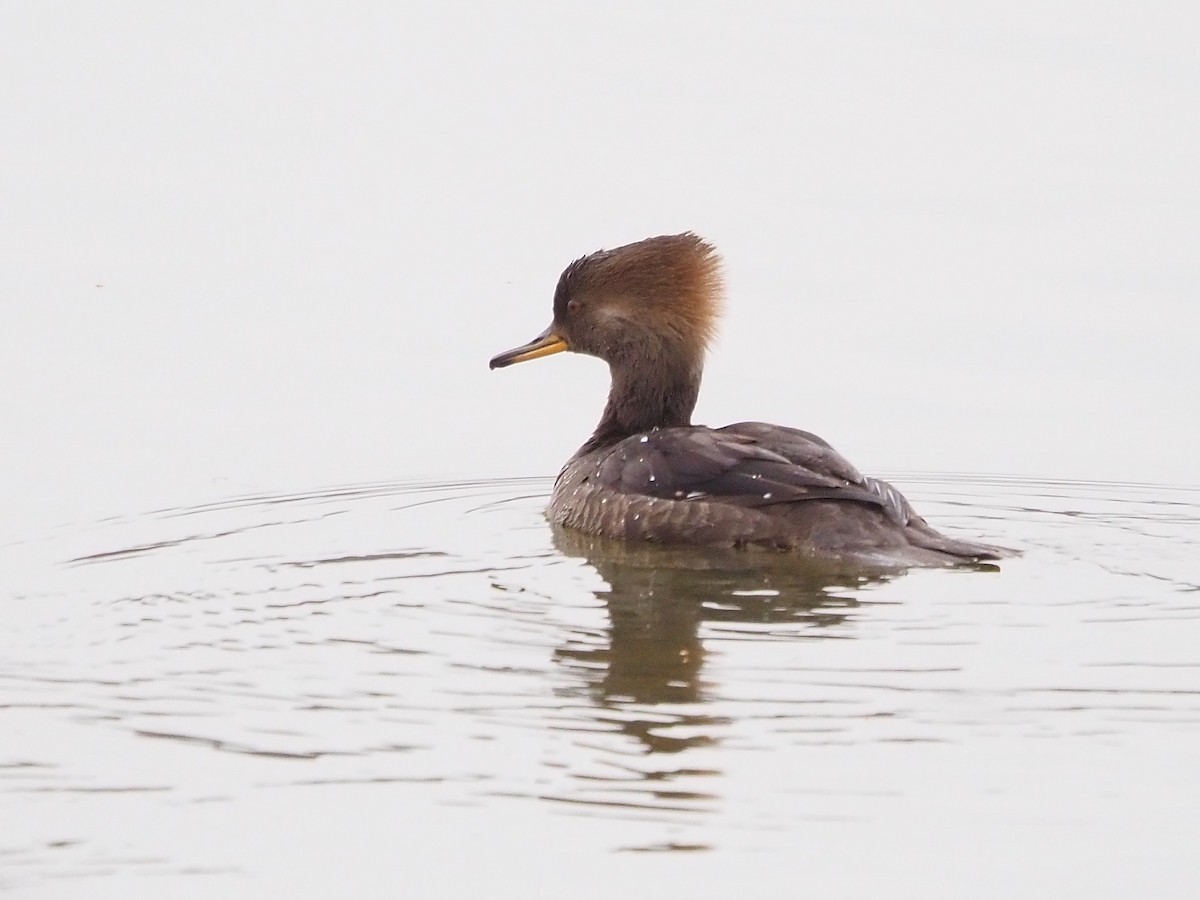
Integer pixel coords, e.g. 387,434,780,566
3,475,1197,896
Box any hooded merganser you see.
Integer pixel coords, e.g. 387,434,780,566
490,233,1011,567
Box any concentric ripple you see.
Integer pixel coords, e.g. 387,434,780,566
1,474,1197,886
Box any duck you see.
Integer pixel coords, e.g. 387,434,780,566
489,232,1011,568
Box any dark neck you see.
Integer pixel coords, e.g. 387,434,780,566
576,357,702,456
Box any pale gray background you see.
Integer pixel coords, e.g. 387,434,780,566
3,1,1197,539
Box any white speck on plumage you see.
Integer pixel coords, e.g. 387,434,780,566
639,435,648,443
763,492,772,499
649,475,656,482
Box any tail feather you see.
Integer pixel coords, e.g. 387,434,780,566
905,519,1015,561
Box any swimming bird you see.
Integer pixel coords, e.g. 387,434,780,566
489,233,1010,568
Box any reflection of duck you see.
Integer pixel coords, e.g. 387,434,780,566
491,233,1013,567
552,524,891,714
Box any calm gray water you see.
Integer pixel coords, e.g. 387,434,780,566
3,475,1198,896
3,3,1199,897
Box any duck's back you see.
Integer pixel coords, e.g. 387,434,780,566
549,421,1009,568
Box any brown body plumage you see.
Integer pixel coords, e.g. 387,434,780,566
490,233,1012,568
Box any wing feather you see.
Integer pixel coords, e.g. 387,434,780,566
592,422,913,525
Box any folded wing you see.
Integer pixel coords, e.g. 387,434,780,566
593,421,917,526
